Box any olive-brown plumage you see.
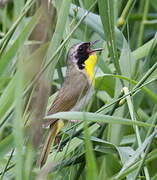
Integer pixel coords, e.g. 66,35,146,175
38,41,102,167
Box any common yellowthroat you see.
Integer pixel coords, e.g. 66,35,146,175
38,41,103,167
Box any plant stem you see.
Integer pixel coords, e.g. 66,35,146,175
137,0,150,47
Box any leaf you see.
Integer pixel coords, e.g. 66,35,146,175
114,128,157,179
95,76,115,97
119,39,135,85
117,147,137,180
98,0,121,75
45,111,154,128
0,134,14,159
0,8,42,76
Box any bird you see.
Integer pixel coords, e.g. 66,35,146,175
38,40,103,167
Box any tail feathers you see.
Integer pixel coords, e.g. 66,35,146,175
37,120,64,167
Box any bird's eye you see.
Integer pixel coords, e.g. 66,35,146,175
79,46,84,51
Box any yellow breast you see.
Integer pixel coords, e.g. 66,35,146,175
84,53,97,84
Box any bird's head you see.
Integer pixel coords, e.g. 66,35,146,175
67,41,103,69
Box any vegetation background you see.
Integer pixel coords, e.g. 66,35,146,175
0,0,157,179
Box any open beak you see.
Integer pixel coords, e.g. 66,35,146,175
89,40,103,53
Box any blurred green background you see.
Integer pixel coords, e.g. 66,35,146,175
0,0,157,179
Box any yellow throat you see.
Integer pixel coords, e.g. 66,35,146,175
85,53,97,83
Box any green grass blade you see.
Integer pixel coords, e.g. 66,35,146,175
0,8,42,75
84,118,98,180
45,112,154,128
98,0,121,75
0,135,14,159
13,55,24,180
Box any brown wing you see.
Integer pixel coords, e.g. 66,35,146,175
46,65,89,125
